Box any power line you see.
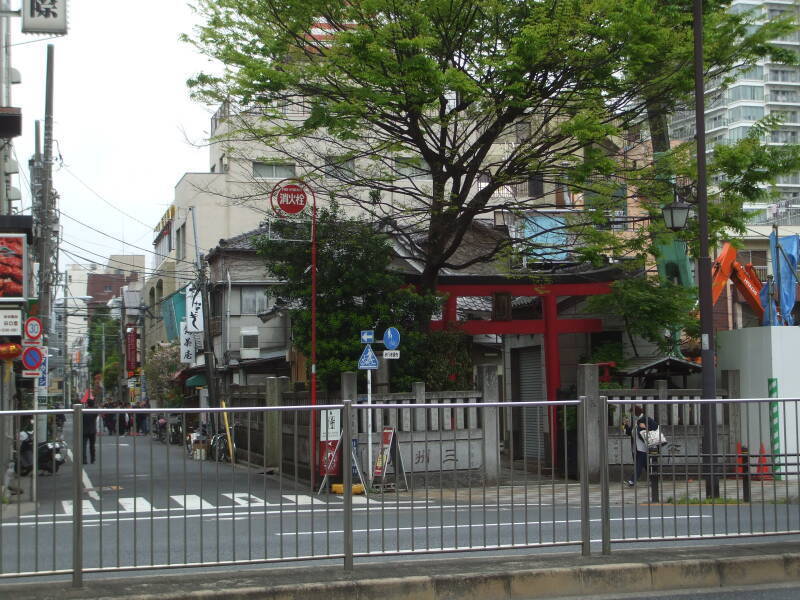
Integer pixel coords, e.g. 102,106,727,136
59,166,154,228
59,209,200,267
59,239,195,277
59,248,196,283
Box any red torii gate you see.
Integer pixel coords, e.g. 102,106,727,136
430,281,612,463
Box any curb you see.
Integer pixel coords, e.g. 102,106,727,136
75,552,800,600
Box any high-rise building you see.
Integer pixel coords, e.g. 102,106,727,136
670,1,800,213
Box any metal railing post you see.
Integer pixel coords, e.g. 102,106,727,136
742,446,751,503
342,400,353,571
649,448,660,503
72,403,83,588
578,396,590,556
599,396,611,555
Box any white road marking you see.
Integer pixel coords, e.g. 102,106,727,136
117,497,153,513
282,494,325,505
61,500,98,515
277,514,715,537
65,448,100,500
171,494,214,510
220,492,282,507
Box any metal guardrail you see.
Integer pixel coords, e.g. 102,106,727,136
605,397,800,547
0,397,798,586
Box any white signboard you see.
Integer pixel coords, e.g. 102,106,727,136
383,350,400,359
320,409,341,442
22,0,69,34
185,285,204,333
179,322,195,364
37,354,48,388
0,309,21,336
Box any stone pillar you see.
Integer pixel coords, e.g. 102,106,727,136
577,364,601,483
478,364,500,482
375,355,390,395
412,381,426,432
264,376,289,471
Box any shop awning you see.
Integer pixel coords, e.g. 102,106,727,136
185,374,207,388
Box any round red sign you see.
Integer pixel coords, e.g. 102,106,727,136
271,183,308,216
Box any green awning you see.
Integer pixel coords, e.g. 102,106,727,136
185,374,207,388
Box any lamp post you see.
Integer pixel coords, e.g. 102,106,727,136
660,0,719,498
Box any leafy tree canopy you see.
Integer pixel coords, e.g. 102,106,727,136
187,0,795,293
143,343,183,407
252,205,472,391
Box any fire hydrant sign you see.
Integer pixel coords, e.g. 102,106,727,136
270,179,312,218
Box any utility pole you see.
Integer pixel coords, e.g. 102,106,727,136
101,322,105,401
693,0,719,498
37,45,56,336
190,207,217,408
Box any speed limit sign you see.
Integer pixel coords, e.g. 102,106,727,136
24,317,43,342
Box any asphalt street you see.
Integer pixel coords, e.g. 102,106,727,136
1,416,799,577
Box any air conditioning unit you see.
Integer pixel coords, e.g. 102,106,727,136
240,327,260,359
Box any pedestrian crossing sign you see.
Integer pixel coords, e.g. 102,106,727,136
358,344,379,370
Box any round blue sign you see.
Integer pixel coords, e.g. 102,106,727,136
383,327,400,350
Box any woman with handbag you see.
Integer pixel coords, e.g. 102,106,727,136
623,405,658,486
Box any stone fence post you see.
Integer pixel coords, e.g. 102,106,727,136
264,376,289,471
478,364,500,482
577,364,601,483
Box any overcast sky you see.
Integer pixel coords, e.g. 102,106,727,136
10,1,213,275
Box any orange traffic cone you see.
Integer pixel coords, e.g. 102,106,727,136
736,442,744,476
753,443,773,481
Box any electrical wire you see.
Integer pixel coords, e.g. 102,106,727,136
59,167,155,229
59,239,197,278
59,248,197,283
58,209,200,268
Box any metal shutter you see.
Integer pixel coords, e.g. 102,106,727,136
519,346,545,459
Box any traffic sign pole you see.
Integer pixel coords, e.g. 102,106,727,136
367,368,372,485
271,178,318,486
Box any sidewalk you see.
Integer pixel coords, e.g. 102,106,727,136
0,540,798,600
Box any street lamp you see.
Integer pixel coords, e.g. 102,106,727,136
661,198,692,232
691,0,720,498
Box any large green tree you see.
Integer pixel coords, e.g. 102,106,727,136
253,206,472,391
87,309,121,392
187,0,795,295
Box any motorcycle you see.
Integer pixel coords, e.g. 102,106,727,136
15,431,67,476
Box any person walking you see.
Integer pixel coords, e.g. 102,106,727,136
82,399,98,464
623,405,658,486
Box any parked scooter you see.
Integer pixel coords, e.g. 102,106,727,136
15,431,67,476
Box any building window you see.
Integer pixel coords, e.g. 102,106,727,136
104,285,113,292
252,161,295,179
395,157,431,180
241,287,270,314
323,156,355,179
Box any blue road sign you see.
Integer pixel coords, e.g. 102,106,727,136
383,327,401,350
358,344,379,370
360,330,374,344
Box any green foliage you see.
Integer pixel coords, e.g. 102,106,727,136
253,206,471,391
186,0,797,292
103,360,121,394
87,309,121,383
142,344,182,406
586,277,699,356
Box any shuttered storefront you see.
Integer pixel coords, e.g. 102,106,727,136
518,346,546,459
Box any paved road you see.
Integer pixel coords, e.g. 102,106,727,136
1,415,799,577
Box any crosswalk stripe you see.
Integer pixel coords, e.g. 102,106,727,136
282,494,325,505
171,494,215,510
220,493,281,507
118,497,153,513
